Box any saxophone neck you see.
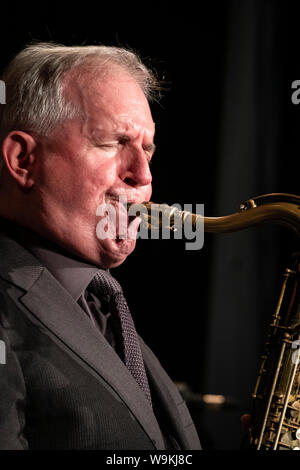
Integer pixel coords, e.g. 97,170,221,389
128,193,300,237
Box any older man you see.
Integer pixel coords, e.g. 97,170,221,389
0,43,201,450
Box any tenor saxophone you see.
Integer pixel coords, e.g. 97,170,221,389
128,193,300,450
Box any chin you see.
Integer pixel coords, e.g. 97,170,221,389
96,237,137,268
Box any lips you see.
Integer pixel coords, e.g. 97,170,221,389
106,195,145,222
99,195,142,241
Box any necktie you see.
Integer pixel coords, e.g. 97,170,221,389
88,270,152,406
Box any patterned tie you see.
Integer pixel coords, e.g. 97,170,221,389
88,270,152,406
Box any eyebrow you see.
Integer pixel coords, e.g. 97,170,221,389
143,141,156,154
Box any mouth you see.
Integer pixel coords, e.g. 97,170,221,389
98,195,142,241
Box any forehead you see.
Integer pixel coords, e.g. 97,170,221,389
66,69,155,137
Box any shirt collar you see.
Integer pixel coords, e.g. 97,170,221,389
0,217,100,301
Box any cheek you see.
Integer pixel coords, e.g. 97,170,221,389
40,152,118,209
82,159,118,201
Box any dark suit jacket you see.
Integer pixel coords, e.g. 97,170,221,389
0,230,201,450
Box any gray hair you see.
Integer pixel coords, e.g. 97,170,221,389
0,42,161,171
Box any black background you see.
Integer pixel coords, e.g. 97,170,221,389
1,0,299,450
0,4,226,383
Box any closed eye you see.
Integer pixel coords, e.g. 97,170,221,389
143,143,156,155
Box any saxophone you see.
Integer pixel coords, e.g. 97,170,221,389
128,193,300,450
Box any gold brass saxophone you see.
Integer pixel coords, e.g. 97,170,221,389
128,193,300,450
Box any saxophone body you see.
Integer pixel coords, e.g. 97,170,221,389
129,193,300,450
250,251,300,450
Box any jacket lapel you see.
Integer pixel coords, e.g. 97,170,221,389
140,338,201,450
0,232,165,449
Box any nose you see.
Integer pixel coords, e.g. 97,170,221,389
121,149,152,188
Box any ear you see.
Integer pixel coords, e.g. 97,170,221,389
1,130,37,190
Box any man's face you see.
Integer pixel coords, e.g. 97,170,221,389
34,69,155,268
